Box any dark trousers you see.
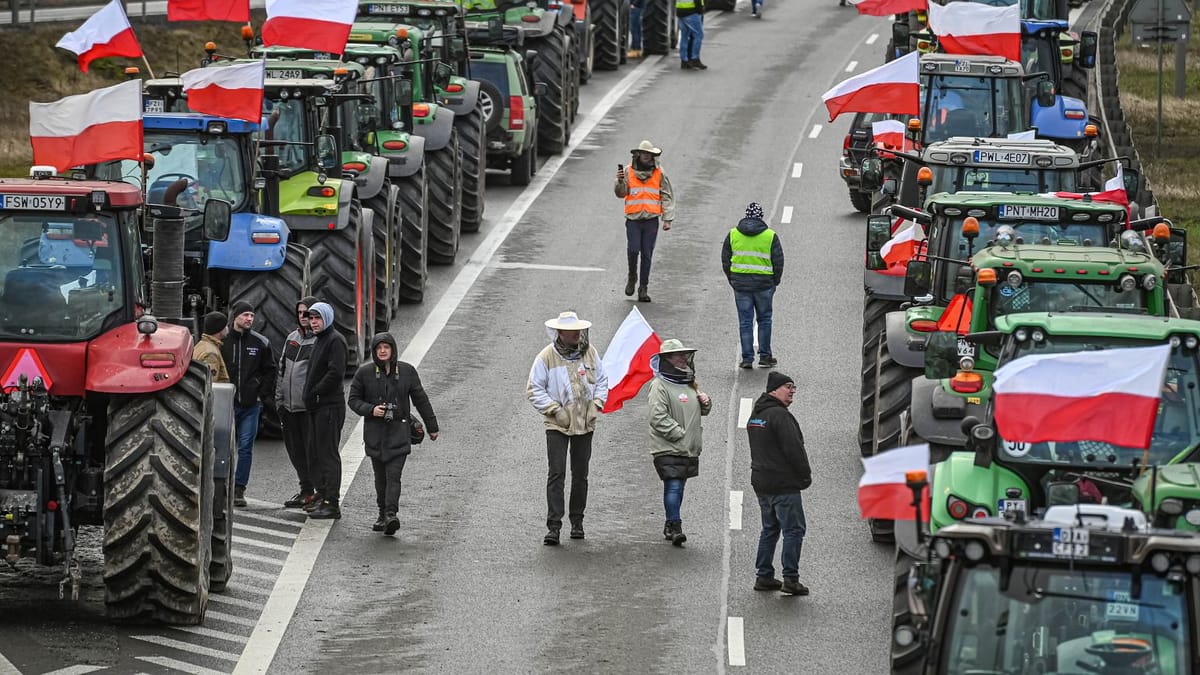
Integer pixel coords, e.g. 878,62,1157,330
546,430,593,527
307,405,346,503
625,218,659,286
279,408,313,493
756,492,807,581
371,454,408,517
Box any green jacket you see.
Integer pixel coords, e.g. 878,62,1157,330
647,377,711,457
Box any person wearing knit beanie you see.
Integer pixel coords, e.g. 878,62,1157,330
228,301,254,324
193,311,231,383
219,299,275,509
766,371,794,393
722,201,785,369
202,311,228,337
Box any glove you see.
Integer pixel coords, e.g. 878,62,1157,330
593,399,605,411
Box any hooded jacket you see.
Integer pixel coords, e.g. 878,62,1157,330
746,392,811,494
276,296,318,413
527,330,609,436
193,334,230,383
221,325,276,408
722,217,785,292
349,333,438,462
646,353,711,458
614,160,676,222
302,302,347,410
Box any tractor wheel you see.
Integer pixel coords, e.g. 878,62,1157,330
512,133,536,186
209,415,235,593
457,103,487,234
531,28,571,155
619,1,629,64
364,185,401,332
642,0,672,54
890,545,924,674
103,362,214,624
1061,61,1089,102
566,29,581,125
592,0,622,70
395,166,429,304
297,201,375,370
866,331,921,543
427,128,463,265
849,189,872,214
228,244,310,362
859,296,901,457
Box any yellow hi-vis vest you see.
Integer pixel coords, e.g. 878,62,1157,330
624,166,663,217
728,228,775,275
676,0,697,8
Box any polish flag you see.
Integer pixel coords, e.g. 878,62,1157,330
30,80,143,173
928,2,1021,62
881,222,921,270
859,443,930,521
263,0,358,54
993,344,1171,448
600,307,662,414
936,293,972,334
168,0,250,22
182,61,265,123
55,0,143,73
822,51,920,122
848,0,927,17
872,119,914,152
1007,130,1037,141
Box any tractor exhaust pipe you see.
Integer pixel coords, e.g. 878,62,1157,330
147,205,186,322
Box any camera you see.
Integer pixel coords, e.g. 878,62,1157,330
382,403,396,422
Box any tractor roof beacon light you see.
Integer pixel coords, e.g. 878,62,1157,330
906,470,928,536
1006,270,1023,288
1085,124,1099,138
1153,223,1171,243
1120,230,1147,253
962,216,980,242
994,224,1016,247
977,268,998,286
917,167,934,186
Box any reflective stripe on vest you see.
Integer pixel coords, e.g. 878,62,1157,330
676,0,696,8
728,228,775,275
624,166,663,216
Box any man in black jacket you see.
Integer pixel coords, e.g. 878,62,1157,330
746,371,810,596
349,333,439,535
220,301,276,507
722,202,785,369
302,302,348,520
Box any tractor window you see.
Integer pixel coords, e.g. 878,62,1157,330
264,99,309,174
933,167,1077,194
119,133,248,215
0,214,125,340
942,565,1191,675
1022,0,1059,20
1020,34,1061,80
923,75,1026,143
990,280,1149,317
470,59,509,94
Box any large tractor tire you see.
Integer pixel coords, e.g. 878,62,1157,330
364,185,402,331
592,0,624,70
427,129,463,265
532,28,572,155
849,189,872,214
103,362,215,624
296,201,375,370
642,0,674,55
209,400,236,593
1061,61,1089,102
890,546,923,674
457,103,487,234
865,331,921,543
511,132,537,186
859,296,901,456
395,167,429,304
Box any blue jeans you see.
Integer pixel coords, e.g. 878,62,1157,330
756,492,806,580
233,403,262,489
679,13,703,62
663,478,686,521
625,218,659,285
630,0,643,49
734,286,774,361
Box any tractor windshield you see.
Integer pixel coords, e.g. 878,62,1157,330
997,336,1200,467
929,166,1076,194
116,133,249,215
1020,32,1062,82
0,214,125,340
989,279,1151,317
922,74,1025,143
263,98,310,175
941,564,1191,674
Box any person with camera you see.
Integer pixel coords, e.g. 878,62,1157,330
348,332,439,536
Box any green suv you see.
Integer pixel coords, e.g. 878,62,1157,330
470,44,543,185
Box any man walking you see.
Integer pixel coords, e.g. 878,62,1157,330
527,311,608,545
193,311,231,383
615,140,675,303
747,372,811,596
221,302,276,508
277,296,320,509
302,302,348,520
722,202,784,369
676,0,706,69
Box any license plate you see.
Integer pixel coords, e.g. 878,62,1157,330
954,60,972,72
956,338,975,358
999,499,1025,514
973,150,1031,165
999,204,1061,221
367,3,411,14
1052,527,1089,557
144,98,165,113
310,52,334,60
0,194,66,210
270,69,306,80
1106,591,1139,620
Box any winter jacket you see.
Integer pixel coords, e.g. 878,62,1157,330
614,162,676,222
647,364,711,459
349,333,438,462
221,327,276,408
527,342,609,436
746,393,811,494
193,334,230,384
302,303,347,411
276,327,315,412
722,217,785,292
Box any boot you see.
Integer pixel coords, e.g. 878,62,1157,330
302,492,323,512
781,579,810,596
285,490,314,508
625,271,636,297
663,520,673,540
234,485,247,508
384,513,400,536
543,527,561,546
372,512,387,532
308,499,341,520
638,285,651,303
667,520,687,546
691,60,708,70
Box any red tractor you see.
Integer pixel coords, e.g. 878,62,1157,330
0,169,235,624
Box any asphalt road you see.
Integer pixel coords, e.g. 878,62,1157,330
0,1,897,672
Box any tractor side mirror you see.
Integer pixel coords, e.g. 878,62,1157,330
314,134,338,171
866,215,891,253
904,259,932,298
488,17,504,40
435,62,454,90
923,330,958,380
534,81,548,97
1079,31,1098,69
892,22,911,55
881,177,898,196
449,36,467,62
1166,227,1188,282
1036,79,1056,108
1122,167,1141,202
203,198,232,241
525,49,540,68
860,157,883,192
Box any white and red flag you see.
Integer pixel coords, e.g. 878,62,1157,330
55,0,143,73
181,61,265,123
822,51,920,122
168,0,250,22
848,0,927,16
262,0,357,54
858,443,930,521
29,80,143,173
993,344,1171,448
600,307,662,413
872,119,915,152
881,222,921,270
928,2,1021,62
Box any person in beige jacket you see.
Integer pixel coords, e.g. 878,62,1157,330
647,339,711,546
192,311,231,384
527,311,609,546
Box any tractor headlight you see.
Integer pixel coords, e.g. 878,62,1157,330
964,540,986,562
1143,274,1158,290
1006,270,1023,288
1151,552,1172,574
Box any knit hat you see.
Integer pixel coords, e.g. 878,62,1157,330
745,202,764,219
229,301,254,321
202,311,228,336
766,371,794,393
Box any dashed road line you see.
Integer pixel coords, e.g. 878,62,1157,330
808,124,822,139
737,397,753,428
208,593,268,611
42,667,103,675
131,635,238,662
730,491,744,531
846,60,858,72
233,522,301,539
225,581,272,598
233,536,292,553
205,610,259,628
233,549,287,567
728,616,747,666
791,162,803,178
781,206,794,224
173,625,249,644
234,510,305,529
137,656,229,675
233,566,278,582
866,32,879,45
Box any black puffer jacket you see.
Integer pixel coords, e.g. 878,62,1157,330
302,303,346,410
746,393,811,494
721,217,785,292
348,333,439,462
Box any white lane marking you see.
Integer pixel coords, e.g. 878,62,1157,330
131,636,237,662
233,522,300,539
781,206,794,224
225,582,271,598
208,594,266,611
242,497,288,510
866,32,879,45
234,511,304,529
492,262,606,272
172,625,249,644
808,124,822,139
136,656,228,675
232,536,291,553
791,162,803,178
845,60,858,72
41,667,103,675
0,646,18,675
231,566,278,582
728,617,747,666
234,53,671,675
204,610,259,628
729,491,744,531
737,397,753,428
233,549,286,567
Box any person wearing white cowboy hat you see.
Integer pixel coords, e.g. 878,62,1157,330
527,311,609,546
615,140,675,303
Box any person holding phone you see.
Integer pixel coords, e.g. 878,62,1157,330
614,140,675,302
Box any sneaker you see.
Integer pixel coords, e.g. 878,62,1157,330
739,359,753,369
384,515,400,536
308,500,341,520
754,576,783,591
671,522,687,547
284,491,313,508
691,60,708,70
543,528,561,546
372,515,387,532
758,356,778,368
781,579,809,596
233,486,247,508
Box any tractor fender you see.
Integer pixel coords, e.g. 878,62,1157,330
352,156,390,200
885,310,926,369
864,268,908,302
337,181,356,230
1031,96,1088,141
86,322,193,394
413,105,454,151
385,134,426,179
207,212,290,271
910,377,972,448
928,451,1028,533
211,382,235,480
445,79,480,117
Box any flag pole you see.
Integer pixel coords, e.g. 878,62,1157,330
141,54,157,80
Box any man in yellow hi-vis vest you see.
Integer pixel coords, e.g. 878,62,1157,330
615,140,675,302
721,202,784,369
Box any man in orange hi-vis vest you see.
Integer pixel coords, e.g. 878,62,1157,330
614,140,676,303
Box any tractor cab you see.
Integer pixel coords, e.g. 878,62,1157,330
917,55,1027,145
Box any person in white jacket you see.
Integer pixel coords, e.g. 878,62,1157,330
527,311,609,546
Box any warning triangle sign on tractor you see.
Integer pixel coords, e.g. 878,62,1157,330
1,348,53,392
